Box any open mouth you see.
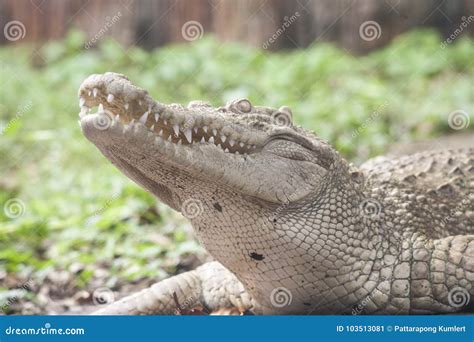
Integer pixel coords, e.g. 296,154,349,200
78,73,321,204
78,76,258,155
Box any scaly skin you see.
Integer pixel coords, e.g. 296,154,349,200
78,73,473,315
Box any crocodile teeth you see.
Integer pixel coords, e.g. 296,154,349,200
239,142,244,148
167,135,172,142
184,129,192,143
173,125,180,136
98,104,104,112
203,126,208,133
150,124,155,130
229,139,235,147
200,137,205,143
130,119,135,125
124,103,129,110
139,111,149,125
154,113,160,122
88,91,92,96
115,114,120,121
220,135,227,143
212,128,217,136
93,88,98,97
158,129,163,135
194,127,198,134
79,97,86,107
224,148,229,153
209,137,215,144
107,94,114,103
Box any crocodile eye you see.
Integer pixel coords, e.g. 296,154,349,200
227,98,253,114
236,99,252,113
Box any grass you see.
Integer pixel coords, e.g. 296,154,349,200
0,29,472,312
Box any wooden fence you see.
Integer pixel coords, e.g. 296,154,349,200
1,0,473,53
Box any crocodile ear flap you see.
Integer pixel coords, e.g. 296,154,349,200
271,106,293,127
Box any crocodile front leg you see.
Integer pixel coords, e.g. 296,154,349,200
92,262,253,315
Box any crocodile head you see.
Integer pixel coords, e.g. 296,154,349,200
78,73,343,210
78,72,359,313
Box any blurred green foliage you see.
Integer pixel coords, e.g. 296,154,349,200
0,29,472,293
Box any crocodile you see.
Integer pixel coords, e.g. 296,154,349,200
78,72,474,315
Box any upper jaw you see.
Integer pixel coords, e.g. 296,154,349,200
78,72,265,155
78,72,315,204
